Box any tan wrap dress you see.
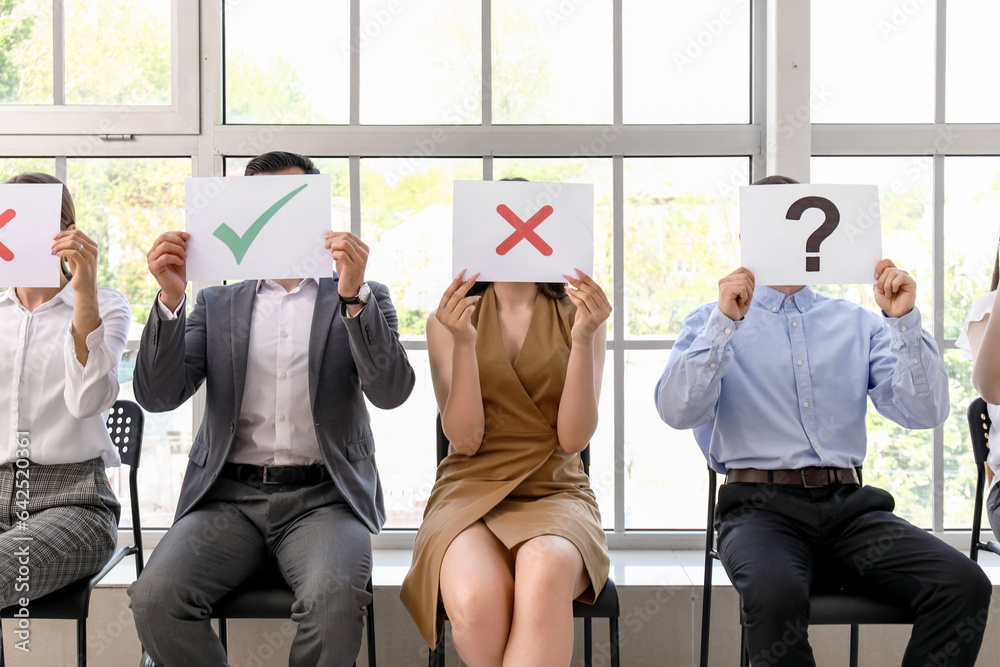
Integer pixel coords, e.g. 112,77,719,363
400,285,610,648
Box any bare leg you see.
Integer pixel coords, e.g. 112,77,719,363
440,521,515,666
503,535,588,667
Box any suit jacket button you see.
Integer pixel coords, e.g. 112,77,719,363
229,423,235,433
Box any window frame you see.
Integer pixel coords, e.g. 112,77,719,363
0,0,200,135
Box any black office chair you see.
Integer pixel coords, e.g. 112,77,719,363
212,573,376,667
968,397,1000,561
428,416,620,667
0,400,145,667
700,467,916,667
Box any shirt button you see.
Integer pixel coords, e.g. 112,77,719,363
787,298,793,304
281,331,289,338
901,326,907,332
803,401,809,407
278,415,286,422
792,322,798,328
771,306,777,312
710,363,716,368
797,360,803,366
725,328,732,335
799,307,805,312
913,358,919,364
280,372,287,379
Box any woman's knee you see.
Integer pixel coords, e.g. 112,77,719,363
514,536,585,596
444,574,513,632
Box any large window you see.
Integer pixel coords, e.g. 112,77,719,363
5,2,997,544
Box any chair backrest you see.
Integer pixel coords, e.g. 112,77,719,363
968,397,991,466
969,397,994,562
105,400,145,576
434,414,591,475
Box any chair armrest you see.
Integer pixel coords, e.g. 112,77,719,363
985,541,1000,557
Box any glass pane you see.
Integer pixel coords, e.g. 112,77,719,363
944,157,1000,339
360,0,481,124
0,0,53,104
0,157,55,179
493,157,614,335
944,349,977,530
810,156,933,314
623,157,746,338
809,156,935,528
224,156,351,232
361,157,481,338
591,356,614,529
225,0,348,124
64,0,171,105
66,157,191,528
947,1,1000,122
811,0,934,123
623,0,750,124
371,349,437,529
492,0,612,124
626,349,707,530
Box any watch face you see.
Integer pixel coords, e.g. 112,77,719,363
359,282,371,304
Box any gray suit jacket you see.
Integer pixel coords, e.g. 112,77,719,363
133,277,415,533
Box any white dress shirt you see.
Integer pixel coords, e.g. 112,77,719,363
1,285,131,466
159,279,339,465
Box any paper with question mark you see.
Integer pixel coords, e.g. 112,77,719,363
740,184,882,285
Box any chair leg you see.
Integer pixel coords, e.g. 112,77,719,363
609,616,620,667
740,623,749,667
366,578,376,667
1,617,6,667
850,624,859,667
584,617,593,667
218,616,228,653
77,617,87,667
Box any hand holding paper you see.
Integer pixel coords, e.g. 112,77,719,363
147,231,190,312
873,259,916,318
563,269,611,343
717,267,756,321
435,270,481,346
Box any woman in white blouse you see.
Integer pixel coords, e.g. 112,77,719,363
959,248,1000,540
0,173,130,611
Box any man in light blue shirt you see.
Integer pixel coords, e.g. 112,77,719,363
655,176,990,666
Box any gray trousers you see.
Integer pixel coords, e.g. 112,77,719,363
129,475,373,667
987,482,1000,542
0,458,120,609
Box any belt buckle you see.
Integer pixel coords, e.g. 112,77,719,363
261,465,283,485
800,467,826,489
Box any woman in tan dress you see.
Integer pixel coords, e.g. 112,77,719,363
400,269,611,666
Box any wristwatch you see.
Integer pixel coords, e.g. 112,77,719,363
340,282,371,305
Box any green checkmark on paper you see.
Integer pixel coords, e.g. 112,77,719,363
213,183,309,264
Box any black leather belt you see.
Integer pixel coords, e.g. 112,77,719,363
726,467,860,488
221,462,329,486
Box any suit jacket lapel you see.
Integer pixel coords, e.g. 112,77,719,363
231,280,258,416
309,276,341,410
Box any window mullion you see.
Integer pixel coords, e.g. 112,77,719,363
52,0,65,105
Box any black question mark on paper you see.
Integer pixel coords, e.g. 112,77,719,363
785,196,840,272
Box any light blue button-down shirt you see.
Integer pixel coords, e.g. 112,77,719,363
654,285,949,473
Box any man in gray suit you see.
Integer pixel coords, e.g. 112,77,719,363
128,151,415,667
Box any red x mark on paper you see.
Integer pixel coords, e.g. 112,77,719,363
495,204,554,256
0,209,15,262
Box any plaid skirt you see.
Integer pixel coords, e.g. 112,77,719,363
0,457,121,608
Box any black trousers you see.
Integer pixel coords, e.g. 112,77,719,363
716,482,992,667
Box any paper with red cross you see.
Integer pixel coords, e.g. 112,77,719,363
0,183,63,288
453,180,594,282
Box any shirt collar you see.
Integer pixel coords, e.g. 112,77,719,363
256,277,319,295
0,284,75,310
754,284,817,313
